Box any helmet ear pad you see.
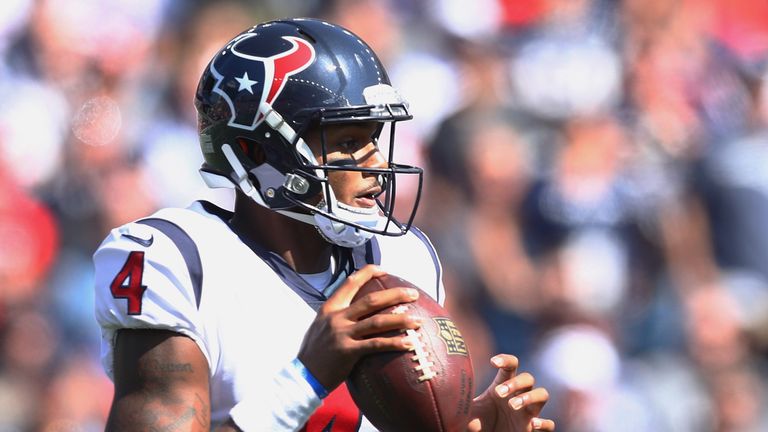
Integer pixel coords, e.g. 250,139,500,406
237,137,266,167
237,134,324,210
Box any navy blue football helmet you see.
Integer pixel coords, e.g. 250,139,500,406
194,18,423,247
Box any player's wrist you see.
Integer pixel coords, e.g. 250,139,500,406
229,358,324,431
292,357,329,399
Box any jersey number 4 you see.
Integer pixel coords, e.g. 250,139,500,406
110,251,147,315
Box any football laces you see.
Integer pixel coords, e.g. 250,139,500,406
392,304,437,382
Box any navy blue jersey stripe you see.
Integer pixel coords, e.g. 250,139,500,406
138,218,203,309
364,237,381,265
409,227,442,303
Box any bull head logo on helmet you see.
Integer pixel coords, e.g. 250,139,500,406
210,33,316,131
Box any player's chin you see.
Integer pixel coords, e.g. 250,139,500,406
351,196,377,209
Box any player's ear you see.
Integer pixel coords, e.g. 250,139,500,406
237,137,266,166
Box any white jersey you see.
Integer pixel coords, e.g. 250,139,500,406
93,200,445,431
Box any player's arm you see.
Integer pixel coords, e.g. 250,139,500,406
107,328,223,432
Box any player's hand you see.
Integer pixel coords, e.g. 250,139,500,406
297,264,421,392
467,354,555,432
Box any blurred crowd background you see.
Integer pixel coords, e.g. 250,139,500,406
1,0,768,431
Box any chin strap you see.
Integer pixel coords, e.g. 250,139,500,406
220,143,267,206
277,198,385,248
311,201,382,248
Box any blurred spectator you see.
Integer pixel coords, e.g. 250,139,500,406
428,116,538,384
37,352,113,432
522,116,664,322
0,306,60,431
421,33,544,384
0,167,58,305
507,0,623,120
0,74,69,189
692,68,768,284
531,323,658,432
707,364,768,432
684,284,751,370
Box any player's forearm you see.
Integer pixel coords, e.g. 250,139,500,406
106,392,211,431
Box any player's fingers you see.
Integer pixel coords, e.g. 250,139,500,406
354,334,413,355
346,286,419,321
352,311,421,338
532,417,556,431
324,264,387,309
494,372,534,399
509,387,550,416
488,354,519,386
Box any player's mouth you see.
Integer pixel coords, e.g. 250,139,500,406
354,186,382,208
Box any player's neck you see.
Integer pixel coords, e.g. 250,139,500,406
229,195,333,274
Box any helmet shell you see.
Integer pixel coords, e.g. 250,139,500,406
195,18,401,209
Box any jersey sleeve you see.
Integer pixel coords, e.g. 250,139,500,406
93,221,211,379
410,226,447,307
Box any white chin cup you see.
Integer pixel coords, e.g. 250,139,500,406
313,201,386,248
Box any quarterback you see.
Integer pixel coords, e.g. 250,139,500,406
93,18,555,431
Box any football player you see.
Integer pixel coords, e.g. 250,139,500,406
94,18,555,431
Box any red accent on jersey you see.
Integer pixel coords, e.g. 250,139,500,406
301,383,362,432
110,251,147,315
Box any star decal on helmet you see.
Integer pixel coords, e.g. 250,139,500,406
209,33,316,131
235,71,257,94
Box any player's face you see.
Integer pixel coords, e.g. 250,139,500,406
305,122,387,209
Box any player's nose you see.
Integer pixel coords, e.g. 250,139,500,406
357,141,388,169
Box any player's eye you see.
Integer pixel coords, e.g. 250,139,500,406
338,139,361,152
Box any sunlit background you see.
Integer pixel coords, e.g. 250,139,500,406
1,0,768,431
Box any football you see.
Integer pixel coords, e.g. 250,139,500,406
347,274,475,432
